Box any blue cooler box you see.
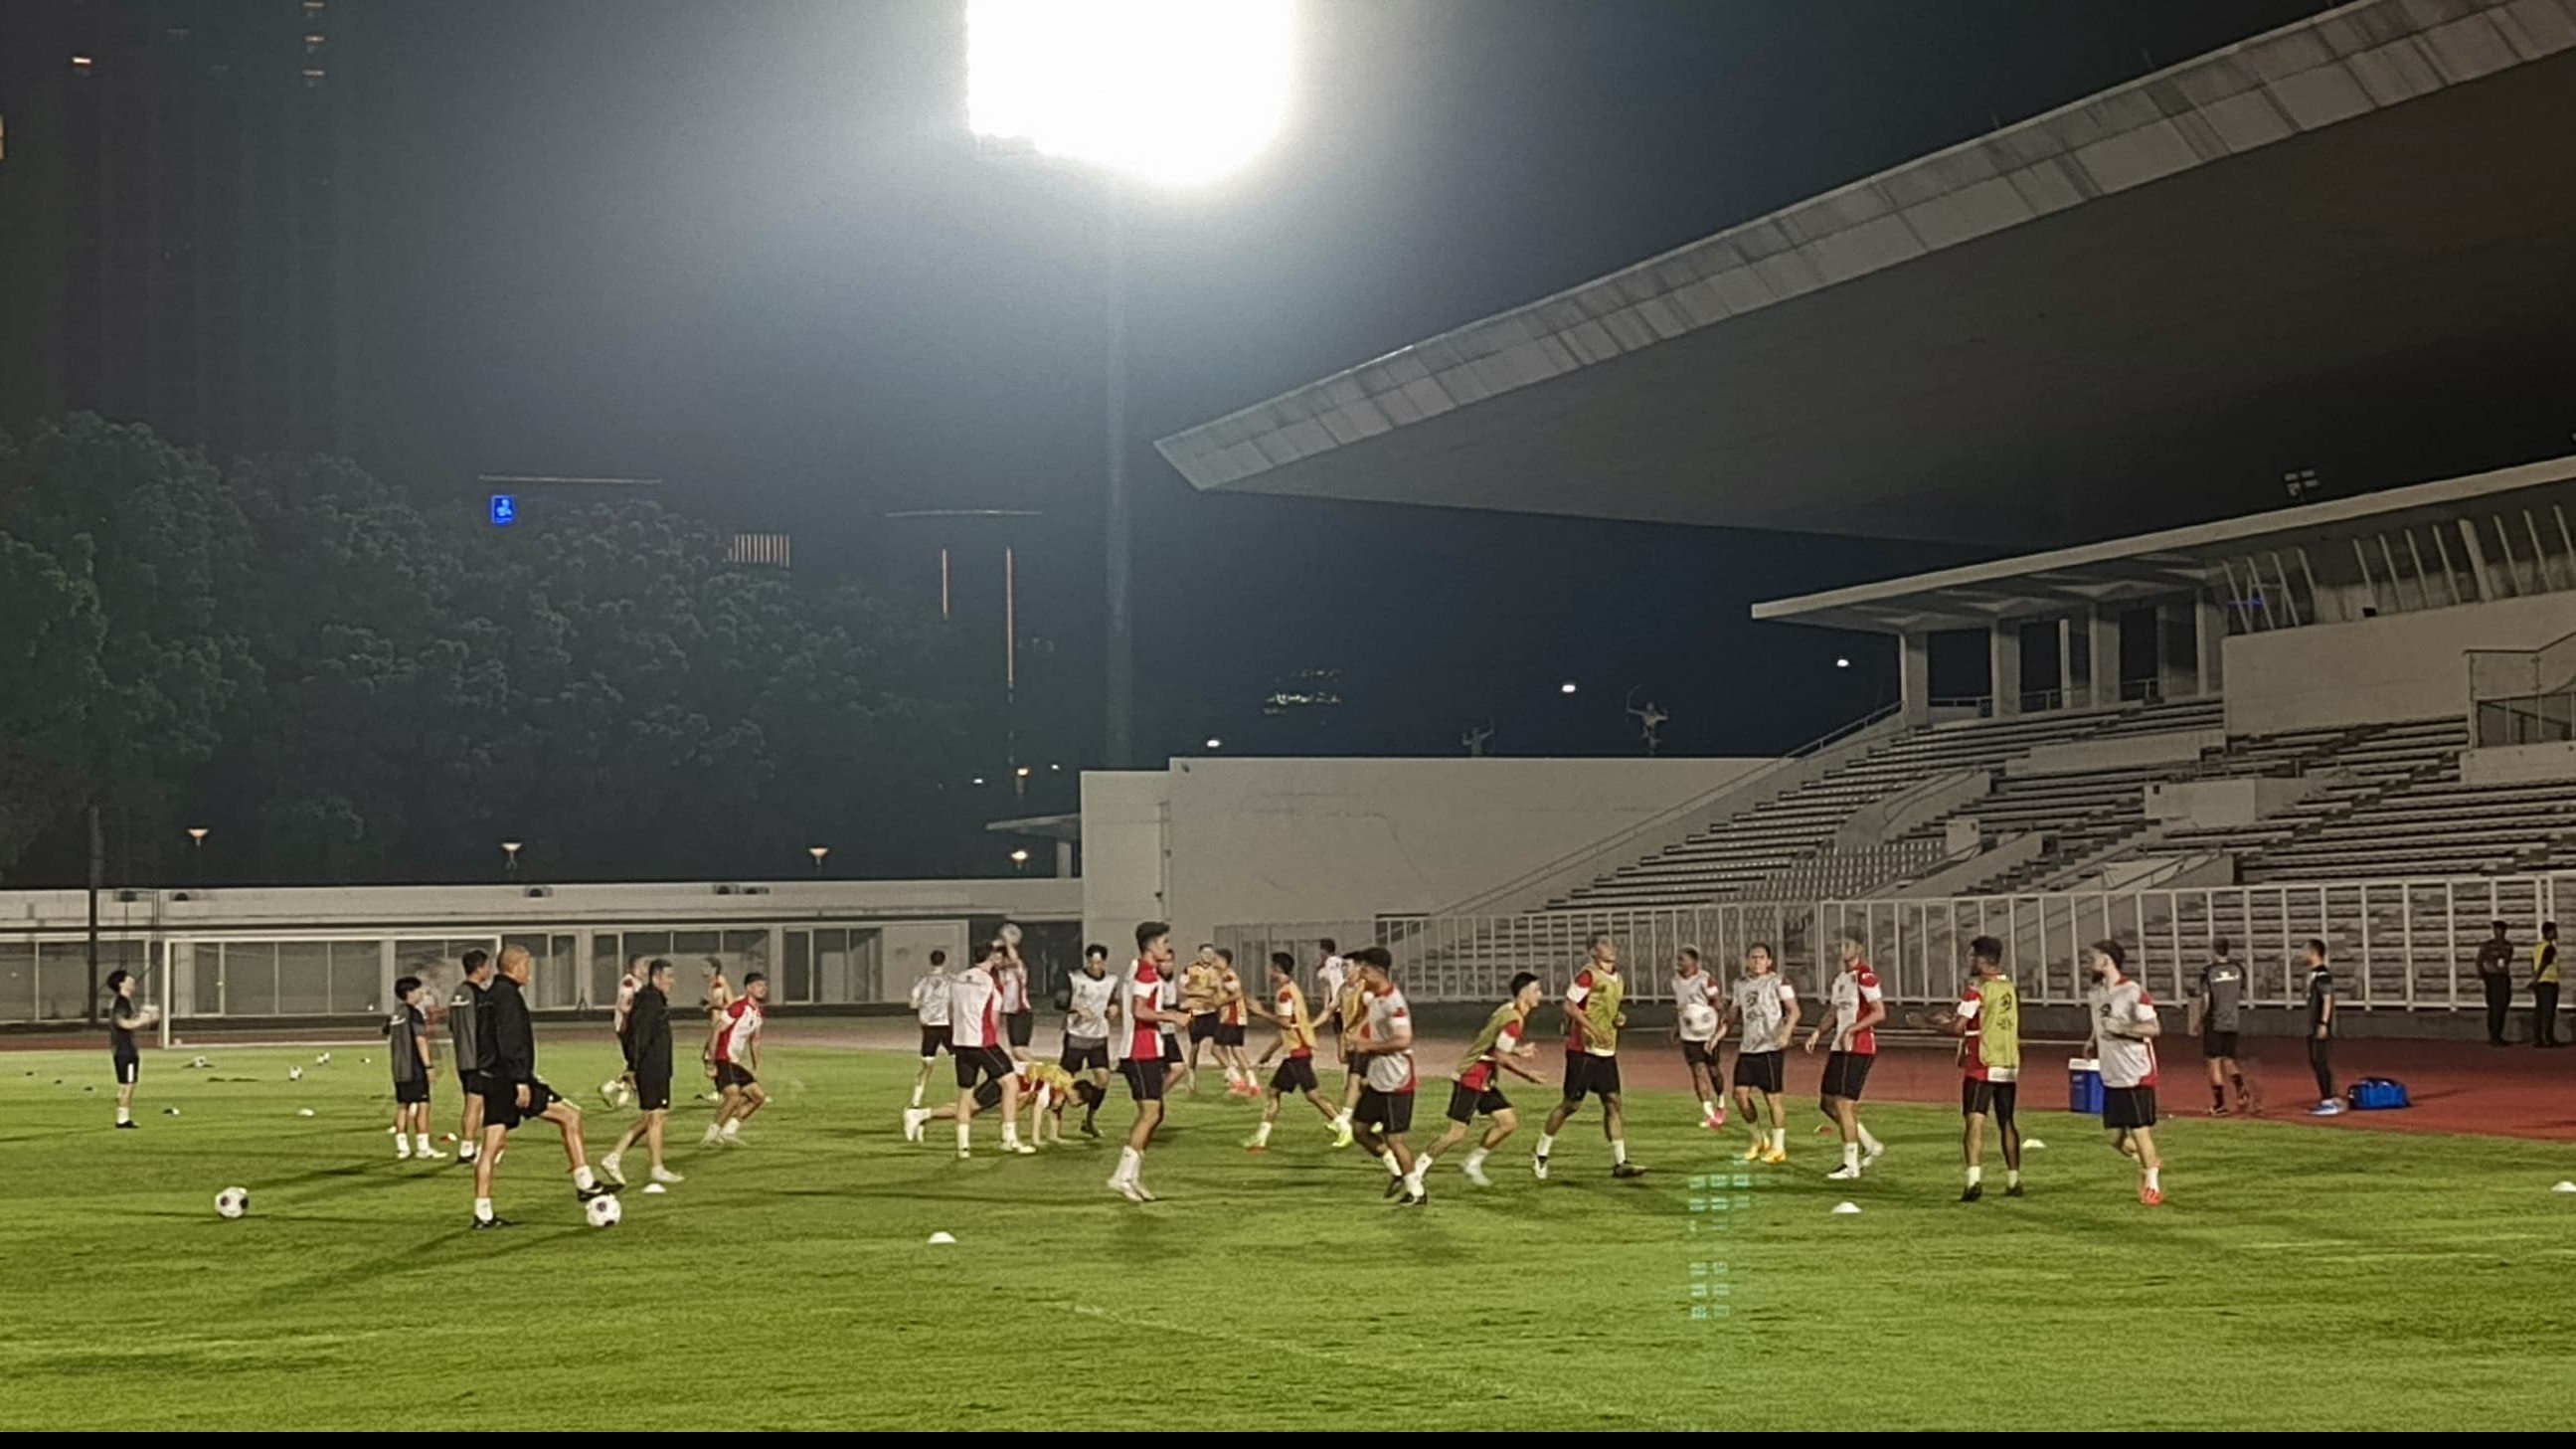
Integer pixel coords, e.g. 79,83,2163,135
2067,1057,2104,1115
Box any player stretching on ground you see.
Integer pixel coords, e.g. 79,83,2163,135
1672,945,1727,1131
1346,949,1424,1205
1727,944,1796,1164
909,950,953,1109
105,969,156,1130
449,949,496,1166
1928,937,2021,1201
1805,931,1886,1181
909,1057,1065,1148
703,972,769,1146
1412,971,1544,1189
1247,952,1339,1150
1061,945,1118,1138
602,958,684,1188
386,976,442,1160
2189,937,2256,1115
2083,940,2165,1206
471,945,610,1229
1109,922,1190,1202
1536,932,1644,1181
908,944,1029,1158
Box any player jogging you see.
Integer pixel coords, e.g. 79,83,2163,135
601,958,685,1189
1247,951,1339,1150
1108,921,1191,1202
105,969,155,1130
1214,948,1259,1097
703,972,770,1146
1727,944,1796,1164
1412,971,1544,1189
1326,958,1371,1146
449,949,497,1166
909,950,953,1109
1672,945,1727,1130
1535,932,1644,1181
471,945,611,1229
1804,931,1887,1181
1314,939,1347,1058
1061,944,1119,1137
2082,940,2165,1206
908,942,1030,1157
386,976,443,1160
1346,948,1425,1205
1928,937,2020,1201
2189,937,2256,1115
1180,944,1223,1093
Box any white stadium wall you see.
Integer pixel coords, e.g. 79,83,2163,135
2221,591,2576,735
1076,771,1174,958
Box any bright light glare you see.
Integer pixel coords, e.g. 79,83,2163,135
966,0,1294,186
1559,681,1578,695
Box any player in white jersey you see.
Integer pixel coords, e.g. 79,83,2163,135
908,950,954,1109
907,944,1030,1158
1060,944,1120,1137
1346,948,1425,1206
1726,943,1798,1164
1314,940,1348,1062
703,972,769,1146
610,954,648,1098
2082,940,2165,1207
1108,922,1191,1202
1672,946,1727,1130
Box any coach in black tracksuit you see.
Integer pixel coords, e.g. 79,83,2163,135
601,961,681,1186
469,946,608,1230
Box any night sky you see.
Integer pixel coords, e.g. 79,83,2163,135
339,0,2334,775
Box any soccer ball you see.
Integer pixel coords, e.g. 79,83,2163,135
287,1067,303,1082
585,1193,623,1228
1680,1001,1720,1038
315,1052,332,1065
214,1186,250,1220
999,922,1022,947
600,1078,633,1109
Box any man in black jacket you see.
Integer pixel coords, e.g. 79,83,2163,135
471,945,613,1228
601,959,685,1189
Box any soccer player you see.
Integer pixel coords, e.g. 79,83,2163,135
1327,956,1372,1143
908,942,1030,1157
1412,971,1544,1188
1180,943,1222,1093
909,949,953,1109
1108,921,1191,1202
995,935,1036,1065
1314,939,1347,1046
1346,949,1425,1205
1803,931,1886,1181
449,948,497,1166
471,945,611,1229
1672,945,1727,1130
1727,944,1796,1164
1061,944,1119,1138
1157,948,1188,1095
1247,951,1339,1150
703,971,770,1146
2533,921,2562,1048
1213,947,1260,1097
2189,937,2255,1115
386,975,443,1160
105,969,153,1130
2082,940,2165,1205
907,1057,1066,1148
1929,937,2020,1201
700,960,735,1099
602,959,684,1188
2476,920,2515,1046
2300,939,2341,1114
610,953,648,1096
1535,932,1643,1181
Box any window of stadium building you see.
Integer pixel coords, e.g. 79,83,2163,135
779,927,884,1004
185,940,385,1018
0,939,149,1023
593,929,773,1008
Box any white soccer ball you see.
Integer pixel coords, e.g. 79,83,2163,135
999,923,1022,946
287,1067,303,1082
585,1193,623,1228
215,1186,250,1220
314,1052,332,1065
600,1078,632,1108
1680,1001,1720,1037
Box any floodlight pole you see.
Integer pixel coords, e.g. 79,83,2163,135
1103,178,1134,770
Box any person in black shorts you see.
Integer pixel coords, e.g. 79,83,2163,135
1060,945,1117,1136
471,945,612,1229
2189,938,2255,1116
995,933,1036,1063
601,959,683,1189
105,970,153,1130
1111,922,1189,1203
449,948,497,1166
386,976,441,1161
1414,973,1545,1189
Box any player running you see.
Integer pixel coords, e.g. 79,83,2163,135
1214,948,1259,1097
1804,931,1886,1181
2083,940,2166,1206
1928,937,2021,1201
702,972,770,1147
470,945,611,1229
1326,956,1372,1144
907,944,1029,1157
386,975,443,1160
2188,937,2257,1115
1108,921,1191,1202
1346,949,1425,1206
601,958,684,1188
1411,971,1545,1189
1247,951,1339,1150
1535,932,1644,1181
1061,944,1119,1138
1726,943,1796,1164
105,969,156,1130
1672,945,1727,1130
449,948,497,1166
909,950,954,1110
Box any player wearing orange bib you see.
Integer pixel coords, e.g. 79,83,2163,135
1246,953,1339,1150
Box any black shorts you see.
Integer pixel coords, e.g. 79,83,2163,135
636,1074,672,1113
2103,1084,2158,1130
1820,1051,1874,1103
114,1052,139,1087
481,1077,557,1132
1160,1032,1181,1063
1120,1056,1166,1102
1216,1022,1247,1047
1681,1038,1718,1068
918,1025,951,1058
1270,1055,1318,1095
1061,1039,1109,1073
714,1062,759,1092
1187,1012,1219,1043
953,1045,1013,1090
2201,1030,2239,1059
1561,1053,1623,1102
972,1076,1016,1111
1006,1010,1034,1048
1961,1077,2017,1118
1355,1086,1415,1135
459,1069,487,1099
1731,1050,1785,1094
1447,1079,1510,1124
394,1076,429,1105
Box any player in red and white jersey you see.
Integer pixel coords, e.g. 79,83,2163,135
2083,939,2166,1206
1803,932,1886,1180
702,972,770,1147
1346,948,1425,1206
1107,922,1190,1202
909,943,1030,1159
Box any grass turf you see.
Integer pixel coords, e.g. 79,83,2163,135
3,1039,2572,1430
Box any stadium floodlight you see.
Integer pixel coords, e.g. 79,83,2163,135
1559,681,1579,696
500,840,523,881
1835,656,1851,669
1009,848,1032,871
1204,737,1223,750
807,845,830,876
965,0,1295,187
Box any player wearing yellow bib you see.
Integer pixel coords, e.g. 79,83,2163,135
1325,969,1371,1148
1927,936,2022,1201
1410,972,1545,1189
1536,933,1643,1181
1246,953,1340,1150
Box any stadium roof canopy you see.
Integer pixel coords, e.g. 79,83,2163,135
1155,0,2576,545
1752,452,2576,634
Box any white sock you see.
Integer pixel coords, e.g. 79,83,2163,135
1700,1099,1718,1121
1116,1146,1140,1184
1253,1121,1275,1147
1413,1151,1437,1178
1384,1153,1404,1177
1612,1138,1629,1166
573,1166,597,1190
1858,1124,1883,1155
1463,1148,1489,1174
2007,1168,2021,1187
416,1134,433,1152
458,1144,477,1162
396,1136,412,1157
1966,1164,1982,1186
955,1121,971,1154
1331,1110,1351,1131
722,1119,741,1138
473,1197,494,1222
1003,1125,1023,1148
115,1107,132,1125
1535,1133,1555,1158
2145,1166,2161,1191
1770,1127,1787,1151
1842,1142,1860,1171
911,1082,925,1108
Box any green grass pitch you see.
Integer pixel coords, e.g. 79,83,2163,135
3,1039,2571,1430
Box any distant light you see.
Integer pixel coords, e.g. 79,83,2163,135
71,55,93,70
965,0,1295,187
488,494,517,527
185,826,209,843
1204,737,1223,750
1835,657,1850,669
1048,763,1062,773
1559,681,1578,695
970,777,986,787
1014,765,1031,778
1009,848,1031,869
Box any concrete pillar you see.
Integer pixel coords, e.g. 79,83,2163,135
1989,622,2022,716
1900,632,1931,727
2057,618,2075,711
2194,598,2226,697
2089,608,2121,707
1054,839,1075,879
